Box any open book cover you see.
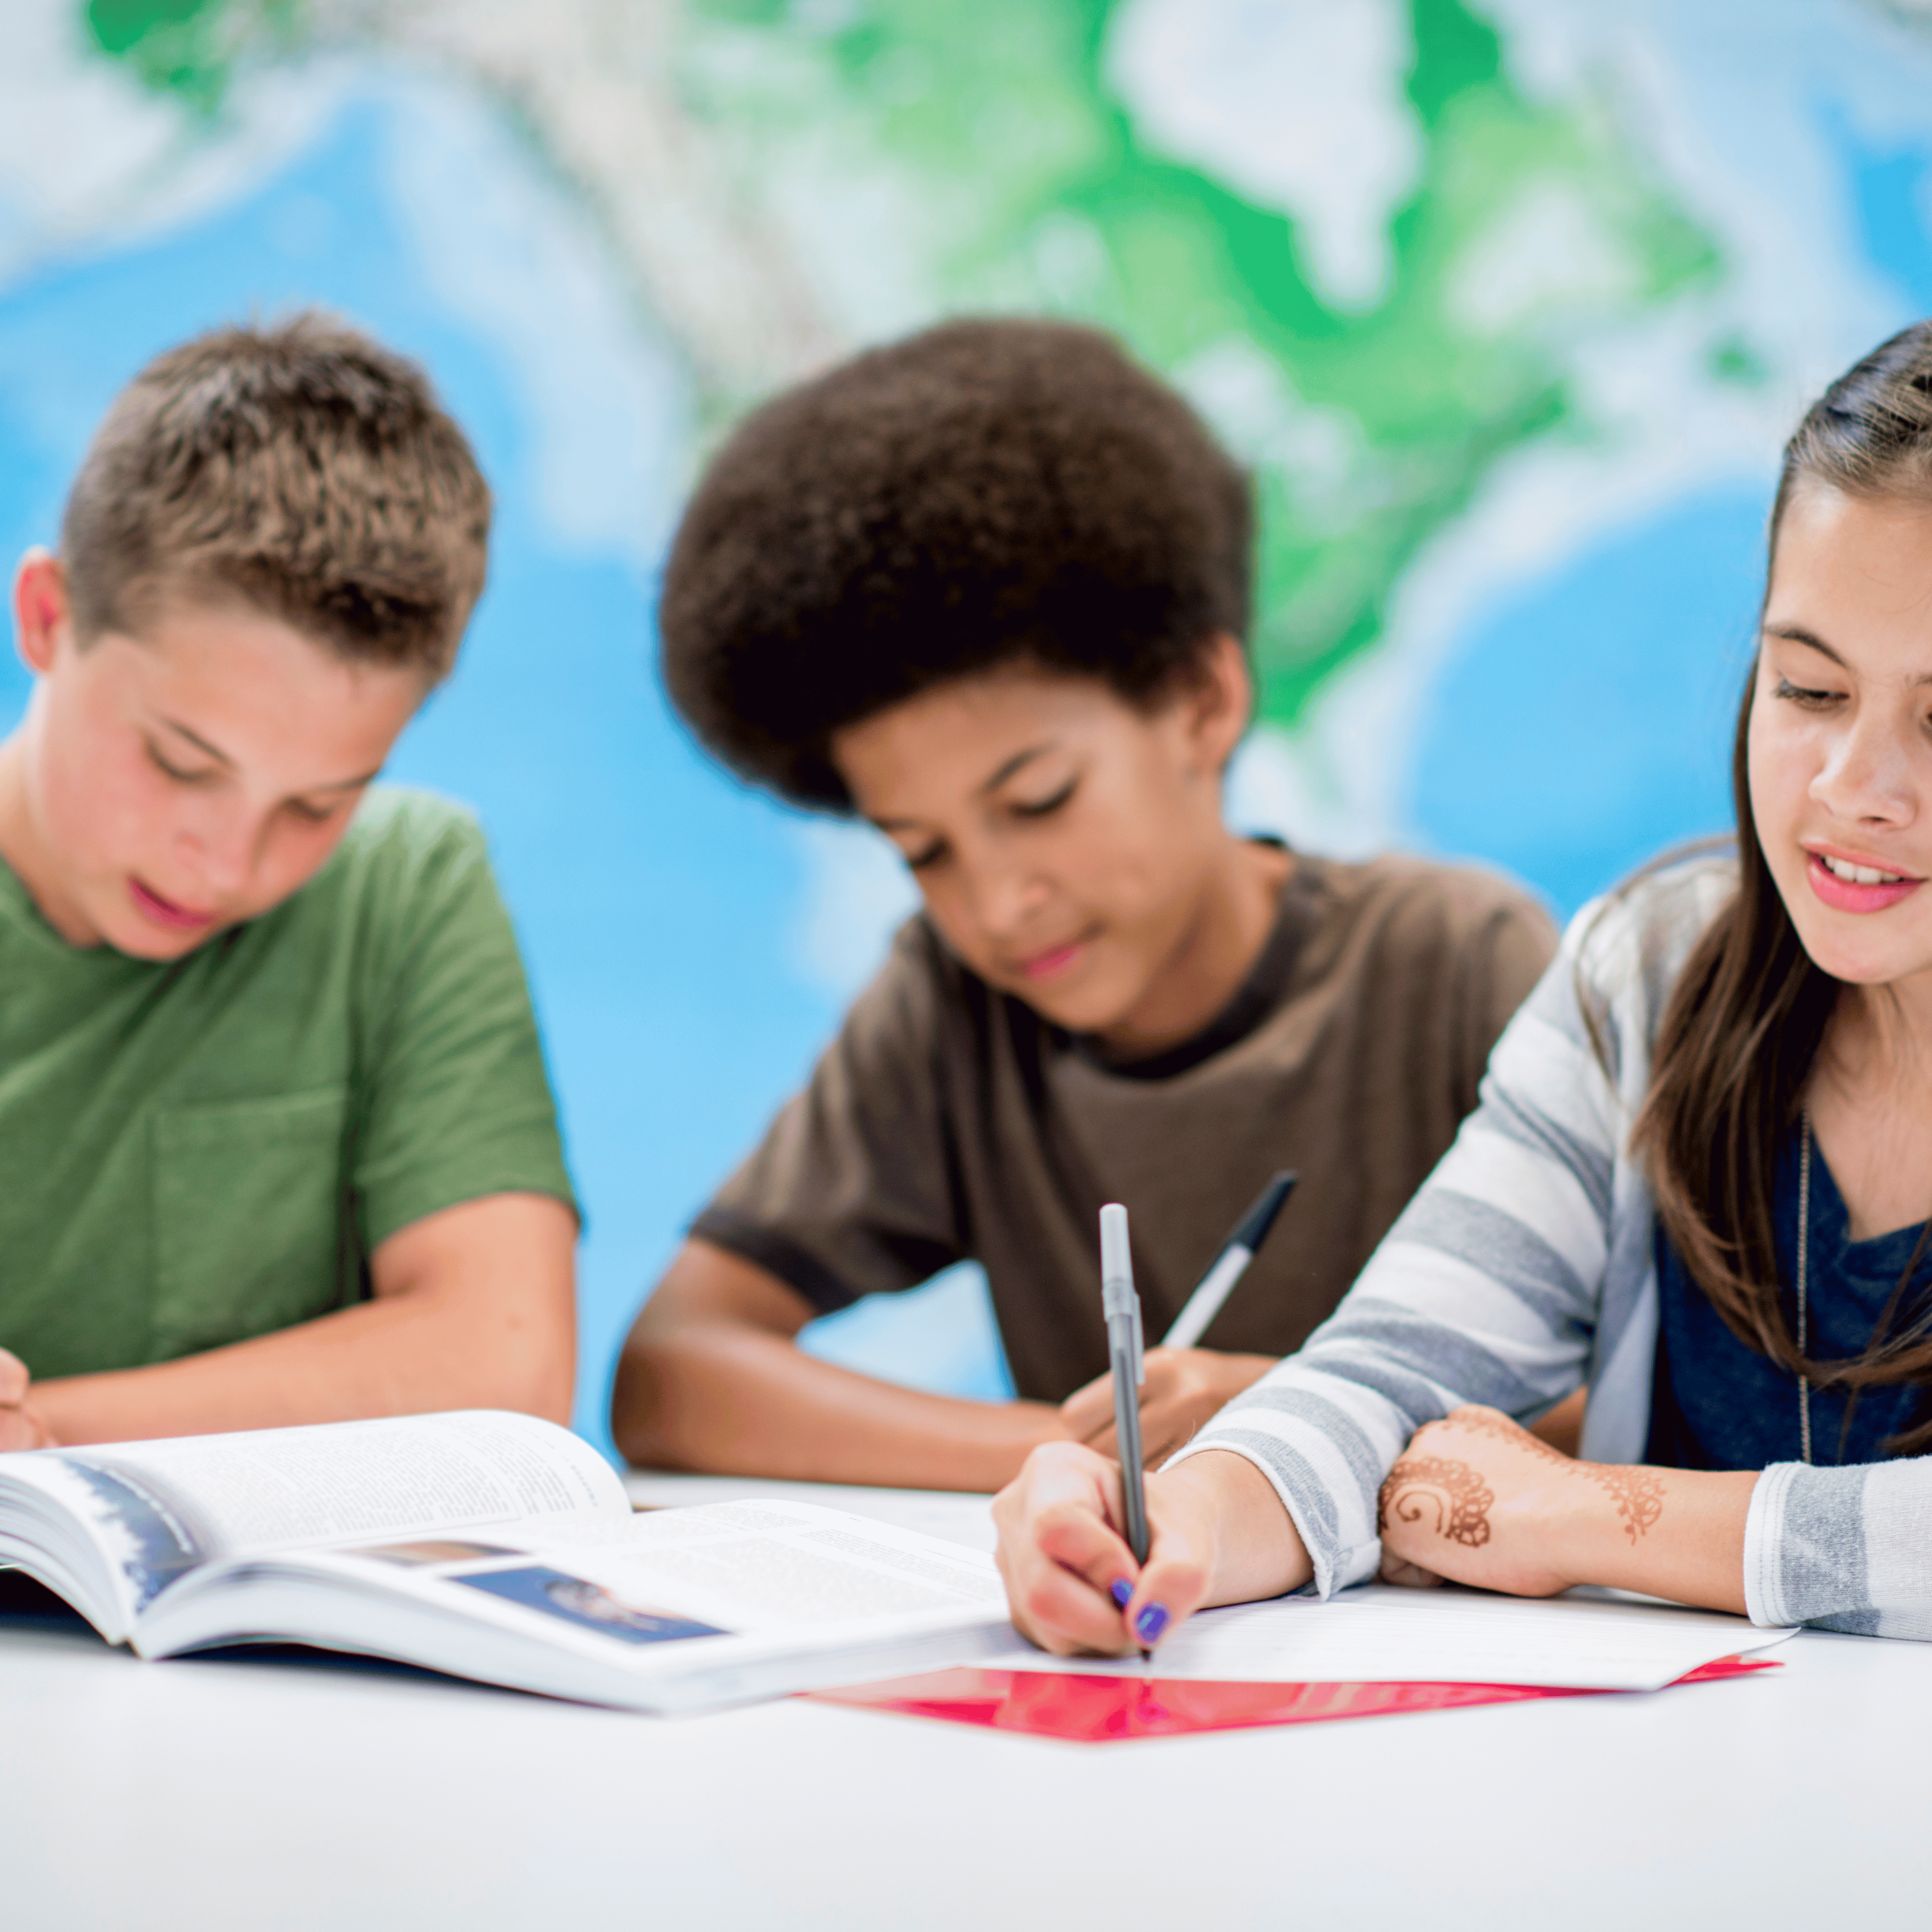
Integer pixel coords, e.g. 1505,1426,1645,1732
0,1411,1014,1713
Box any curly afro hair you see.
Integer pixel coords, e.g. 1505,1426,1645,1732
659,316,1253,810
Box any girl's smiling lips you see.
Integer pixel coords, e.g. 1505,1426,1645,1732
1803,840,1924,916
128,876,218,930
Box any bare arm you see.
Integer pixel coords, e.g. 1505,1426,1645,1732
29,1192,577,1445
1374,1405,1751,1613
611,1237,1069,1492
991,1405,1753,1662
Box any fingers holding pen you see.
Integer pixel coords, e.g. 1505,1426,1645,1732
1118,1478,1215,1650
993,1442,1145,1656
992,1441,1225,1657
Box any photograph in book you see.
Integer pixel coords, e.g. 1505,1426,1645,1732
0,1411,1014,1713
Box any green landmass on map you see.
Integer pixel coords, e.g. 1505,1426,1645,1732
86,0,1724,730
84,0,296,111
684,0,1721,725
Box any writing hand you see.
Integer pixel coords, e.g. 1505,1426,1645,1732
1376,1405,1663,1598
992,1441,1311,1658
0,1348,57,1452
1059,1347,1278,1468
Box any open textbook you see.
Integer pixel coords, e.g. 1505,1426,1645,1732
981,1582,1801,1693
0,1411,1014,1712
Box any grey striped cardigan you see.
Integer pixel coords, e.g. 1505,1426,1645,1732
1174,856,1932,1638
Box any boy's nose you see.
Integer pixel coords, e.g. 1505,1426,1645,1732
968,861,1052,941
178,814,257,900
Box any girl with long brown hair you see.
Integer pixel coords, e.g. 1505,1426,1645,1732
992,321,1932,1653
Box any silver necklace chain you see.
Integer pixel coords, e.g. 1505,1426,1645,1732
1798,1110,1814,1466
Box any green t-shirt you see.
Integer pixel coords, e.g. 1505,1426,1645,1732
0,785,575,1379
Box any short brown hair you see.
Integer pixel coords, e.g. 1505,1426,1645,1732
61,312,490,676
661,317,1253,810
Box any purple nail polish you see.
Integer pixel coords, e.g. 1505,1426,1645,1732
1134,1602,1170,1644
1109,1578,1133,1608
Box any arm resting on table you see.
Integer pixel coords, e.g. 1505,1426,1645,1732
611,1236,1067,1493
31,1192,578,1445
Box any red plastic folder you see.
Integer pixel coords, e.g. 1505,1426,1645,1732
805,1654,1780,1744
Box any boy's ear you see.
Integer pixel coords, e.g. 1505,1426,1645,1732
1182,631,1255,773
12,550,73,678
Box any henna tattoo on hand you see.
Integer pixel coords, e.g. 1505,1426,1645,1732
1434,1406,1665,1545
1377,1455,1494,1548
1594,1464,1664,1544
1443,1405,1574,1467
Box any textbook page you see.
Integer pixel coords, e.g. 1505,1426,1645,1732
522,1500,1008,1635
132,1500,1016,1710
979,1583,1801,1692
5,1411,626,1620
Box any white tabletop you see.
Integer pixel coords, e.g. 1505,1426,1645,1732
5,1473,1927,1930
623,1468,998,1550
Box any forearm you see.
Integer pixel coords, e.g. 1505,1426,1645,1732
35,1287,569,1444
1164,1448,1314,1605
35,1193,578,1445
1377,1409,1757,1615
613,1323,1068,1491
1553,1464,1754,1616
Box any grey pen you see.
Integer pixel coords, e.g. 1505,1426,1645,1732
1099,1202,1150,1566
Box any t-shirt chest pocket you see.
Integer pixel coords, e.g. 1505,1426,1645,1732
148,1088,352,1361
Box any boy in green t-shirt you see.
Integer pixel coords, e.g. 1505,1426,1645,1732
611,318,1560,1490
0,316,577,1452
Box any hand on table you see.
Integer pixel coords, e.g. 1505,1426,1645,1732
1059,1347,1278,1468
992,1440,1309,1657
0,1349,57,1451
1376,1404,1662,1598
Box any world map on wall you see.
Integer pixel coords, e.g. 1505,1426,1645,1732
5,0,1932,1433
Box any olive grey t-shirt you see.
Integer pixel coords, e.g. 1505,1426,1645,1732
693,852,1557,1402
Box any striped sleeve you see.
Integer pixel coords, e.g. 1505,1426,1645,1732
1745,1461,1932,1638
1168,911,1622,1598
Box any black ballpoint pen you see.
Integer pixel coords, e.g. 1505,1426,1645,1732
1161,1171,1297,1350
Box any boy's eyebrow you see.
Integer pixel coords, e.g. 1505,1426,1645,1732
868,741,1062,829
301,769,386,793
156,715,237,767
977,743,1055,796
156,715,380,791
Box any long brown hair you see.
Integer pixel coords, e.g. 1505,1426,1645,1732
1632,320,1932,1451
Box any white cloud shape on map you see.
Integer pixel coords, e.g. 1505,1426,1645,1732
1105,0,1422,310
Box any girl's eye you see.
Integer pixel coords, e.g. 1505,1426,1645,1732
903,839,946,872
286,799,337,826
1774,676,1839,709
1011,776,1078,820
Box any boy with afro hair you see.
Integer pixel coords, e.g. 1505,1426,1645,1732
613,317,1556,1488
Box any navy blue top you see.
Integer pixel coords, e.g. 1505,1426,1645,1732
1647,1129,1932,1469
